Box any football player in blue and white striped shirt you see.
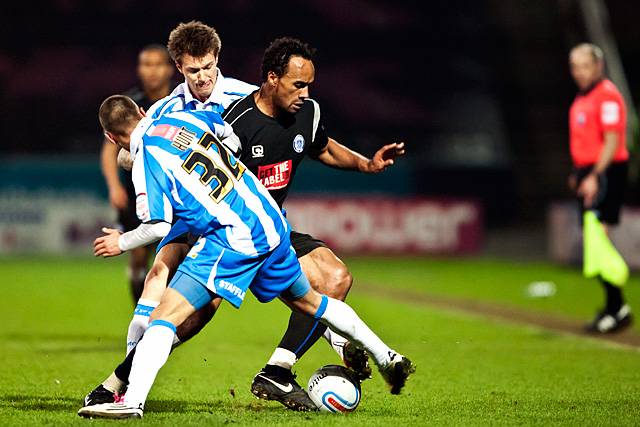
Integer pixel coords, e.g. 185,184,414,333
89,22,256,404
87,23,394,412
146,21,257,149
78,95,414,419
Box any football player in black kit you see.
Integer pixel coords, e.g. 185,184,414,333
82,37,408,413
223,37,406,411
99,44,174,302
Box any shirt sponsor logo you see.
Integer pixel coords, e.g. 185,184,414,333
151,124,179,140
150,125,195,151
135,193,150,222
293,134,305,153
172,127,197,151
601,101,620,125
218,280,246,299
252,145,265,158
257,160,292,190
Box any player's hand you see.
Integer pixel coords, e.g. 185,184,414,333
94,227,123,257
366,142,406,173
109,184,128,210
578,173,598,208
117,149,134,171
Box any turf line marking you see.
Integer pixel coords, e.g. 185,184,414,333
356,283,640,351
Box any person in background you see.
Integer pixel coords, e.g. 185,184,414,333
567,42,632,333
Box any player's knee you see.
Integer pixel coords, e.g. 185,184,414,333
142,263,170,299
325,265,352,300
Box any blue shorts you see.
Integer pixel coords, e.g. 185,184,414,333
170,234,309,309
170,269,312,310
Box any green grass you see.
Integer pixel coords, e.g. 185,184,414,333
1,256,639,425
347,256,640,327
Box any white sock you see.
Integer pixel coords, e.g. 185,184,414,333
127,299,159,355
124,321,176,409
266,347,297,370
172,335,181,348
323,328,349,360
317,296,395,367
102,372,126,394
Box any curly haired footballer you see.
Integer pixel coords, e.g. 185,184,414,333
261,37,316,81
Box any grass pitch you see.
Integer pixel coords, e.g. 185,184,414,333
1,255,639,425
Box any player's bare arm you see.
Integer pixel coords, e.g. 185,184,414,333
578,131,619,207
100,142,128,210
316,138,405,173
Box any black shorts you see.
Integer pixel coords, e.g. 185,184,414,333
159,230,326,257
117,171,141,232
290,230,327,258
575,161,627,225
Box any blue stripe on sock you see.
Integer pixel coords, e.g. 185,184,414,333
313,295,329,320
134,304,155,317
148,319,176,333
293,320,320,355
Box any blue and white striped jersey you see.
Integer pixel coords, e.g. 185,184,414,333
129,109,289,257
147,69,258,118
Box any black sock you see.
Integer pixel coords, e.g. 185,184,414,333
114,347,136,385
263,364,294,378
601,278,624,312
276,311,328,361
130,279,144,304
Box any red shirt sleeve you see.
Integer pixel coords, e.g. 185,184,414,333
598,93,624,133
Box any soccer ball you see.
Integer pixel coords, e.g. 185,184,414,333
307,365,361,413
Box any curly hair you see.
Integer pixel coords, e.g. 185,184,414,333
261,37,316,81
167,21,221,64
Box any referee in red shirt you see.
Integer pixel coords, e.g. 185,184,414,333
568,43,632,333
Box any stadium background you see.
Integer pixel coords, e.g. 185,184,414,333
2,0,640,260
2,1,640,425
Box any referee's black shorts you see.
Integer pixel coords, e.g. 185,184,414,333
290,230,327,258
576,161,627,225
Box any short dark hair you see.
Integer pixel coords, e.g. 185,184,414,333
261,37,316,81
140,43,171,64
167,21,221,64
99,95,139,135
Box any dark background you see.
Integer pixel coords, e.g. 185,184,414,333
1,0,638,225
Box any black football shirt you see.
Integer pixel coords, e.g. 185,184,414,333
222,92,329,207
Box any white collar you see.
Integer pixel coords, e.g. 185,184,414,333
128,116,153,161
178,68,227,107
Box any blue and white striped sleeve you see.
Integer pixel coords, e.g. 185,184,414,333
147,96,183,119
195,110,241,154
131,150,173,225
